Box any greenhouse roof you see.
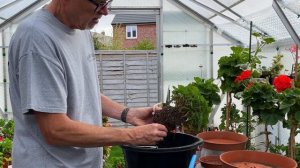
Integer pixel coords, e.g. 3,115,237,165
0,0,48,31
1,0,300,46
168,0,300,46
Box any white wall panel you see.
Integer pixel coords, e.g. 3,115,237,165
162,0,209,102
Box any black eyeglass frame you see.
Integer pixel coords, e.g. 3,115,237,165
87,0,113,12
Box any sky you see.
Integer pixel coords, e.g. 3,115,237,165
91,14,115,37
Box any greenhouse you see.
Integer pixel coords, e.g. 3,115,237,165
1,0,300,167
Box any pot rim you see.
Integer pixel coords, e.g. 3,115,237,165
121,133,203,153
196,131,248,151
220,150,298,168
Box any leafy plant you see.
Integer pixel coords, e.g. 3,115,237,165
154,78,220,133
104,146,125,168
103,117,112,161
171,78,218,134
250,32,275,69
269,144,288,155
219,103,255,134
269,54,284,78
241,82,283,125
218,33,275,131
278,87,300,159
0,119,14,167
191,77,221,107
132,38,155,50
93,34,105,50
172,84,211,134
217,46,249,94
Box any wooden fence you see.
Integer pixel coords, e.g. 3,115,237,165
96,50,160,127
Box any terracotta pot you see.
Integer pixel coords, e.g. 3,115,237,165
199,155,222,168
220,150,297,168
197,131,248,151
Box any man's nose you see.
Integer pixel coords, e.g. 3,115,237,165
98,6,108,16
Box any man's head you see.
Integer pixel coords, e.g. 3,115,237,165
47,0,111,30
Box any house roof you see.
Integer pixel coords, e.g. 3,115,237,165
111,14,156,25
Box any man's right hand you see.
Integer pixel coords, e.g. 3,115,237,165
126,123,168,145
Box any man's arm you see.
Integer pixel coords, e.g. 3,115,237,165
101,94,126,120
35,112,167,147
101,95,155,126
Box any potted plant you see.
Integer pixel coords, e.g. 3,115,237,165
274,74,300,160
0,119,14,168
218,33,275,131
240,80,285,152
217,46,251,131
122,77,216,168
151,77,221,168
153,77,220,134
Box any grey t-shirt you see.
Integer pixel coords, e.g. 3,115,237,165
8,8,102,168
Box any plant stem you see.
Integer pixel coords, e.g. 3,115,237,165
288,122,297,159
264,124,270,152
225,92,232,131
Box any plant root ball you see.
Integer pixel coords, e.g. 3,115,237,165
153,105,185,132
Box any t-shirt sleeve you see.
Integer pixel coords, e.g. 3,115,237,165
18,51,67,114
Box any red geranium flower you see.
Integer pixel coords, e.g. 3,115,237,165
235,70,252,83
273,75,292,92
0,136,3,142
289,44,297,53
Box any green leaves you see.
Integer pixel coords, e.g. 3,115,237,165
241,82,283,125
217,45,253,94
0,119,14,166
171,78,214,133
191,77,221,107
278,88,300,124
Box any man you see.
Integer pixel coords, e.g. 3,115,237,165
8,0,167,167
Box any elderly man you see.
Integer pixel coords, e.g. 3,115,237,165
8,0,167,167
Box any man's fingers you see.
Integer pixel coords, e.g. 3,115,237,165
152,103,162,113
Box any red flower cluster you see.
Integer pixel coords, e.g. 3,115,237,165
235,70,252,83
273,75,292,92
289,44,297,53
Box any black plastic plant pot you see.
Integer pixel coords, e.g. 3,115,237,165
121,132,203,168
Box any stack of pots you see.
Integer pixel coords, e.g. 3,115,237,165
195,131,248,168
196,131,298,168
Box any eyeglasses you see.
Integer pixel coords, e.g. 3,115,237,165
87,0,113,12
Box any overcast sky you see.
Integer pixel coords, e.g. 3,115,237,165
91,15,115,37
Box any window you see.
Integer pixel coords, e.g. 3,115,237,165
126,25,137,39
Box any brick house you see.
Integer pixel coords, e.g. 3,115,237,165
111,14,156,49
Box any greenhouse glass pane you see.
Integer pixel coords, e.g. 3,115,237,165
282,0,300,15
217,23,250,45
0,0,16,9
243,6,300,42
280,5,300,40
231,0,272,18
218,0,241,7
178,0,215,18
0,0,38,19
112,0,160,8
